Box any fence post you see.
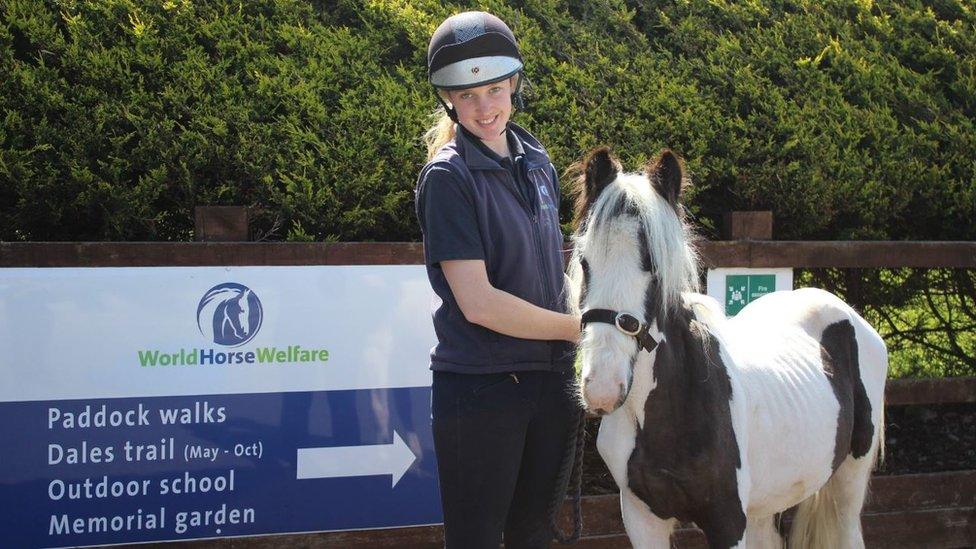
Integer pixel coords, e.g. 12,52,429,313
194,206,250,241
723,211,773,240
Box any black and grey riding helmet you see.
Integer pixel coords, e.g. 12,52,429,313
427,11,526,121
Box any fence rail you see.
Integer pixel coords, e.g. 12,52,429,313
2,241,975,268
885,376,976,405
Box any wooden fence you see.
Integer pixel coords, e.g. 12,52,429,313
2,240,974,548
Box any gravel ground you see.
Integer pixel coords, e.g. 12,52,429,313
579,403,976,495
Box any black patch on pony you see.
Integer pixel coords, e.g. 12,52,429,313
600,191,638,226
640,261,664,329
637,221,654,273
580,258,590,307
820,319,874,470
626,304,746,548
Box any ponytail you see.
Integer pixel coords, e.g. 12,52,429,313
424,107,456,161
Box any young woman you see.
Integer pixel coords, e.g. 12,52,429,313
415,11,582,549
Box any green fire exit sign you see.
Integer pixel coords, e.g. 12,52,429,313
725,274,776,315
706,268,793,317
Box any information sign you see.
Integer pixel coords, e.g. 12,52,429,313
706,268,793,316
0,266,441,548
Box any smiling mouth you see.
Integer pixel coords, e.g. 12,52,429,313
477,114,498,126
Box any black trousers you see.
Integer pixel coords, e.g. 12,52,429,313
431,369,580,549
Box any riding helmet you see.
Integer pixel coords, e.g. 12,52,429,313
427,11,526,120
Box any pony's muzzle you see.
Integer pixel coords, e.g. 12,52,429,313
582,377,627,415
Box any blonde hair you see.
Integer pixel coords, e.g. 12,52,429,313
424,107,456,161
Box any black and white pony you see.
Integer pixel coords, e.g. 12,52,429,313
566,148,887,548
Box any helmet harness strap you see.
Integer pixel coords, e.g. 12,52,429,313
511,72,525,113
435,94,459,124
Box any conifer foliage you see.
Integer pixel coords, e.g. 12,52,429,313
1,0,974,242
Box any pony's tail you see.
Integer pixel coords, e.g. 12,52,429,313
787,474,844,549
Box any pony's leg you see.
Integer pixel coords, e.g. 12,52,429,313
744,515,784,549
829,454,875,548
598,413,673,547
619,487,674,549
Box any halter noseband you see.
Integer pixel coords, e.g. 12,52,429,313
580,309,659,353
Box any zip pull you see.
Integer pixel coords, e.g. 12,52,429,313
510,373,520,384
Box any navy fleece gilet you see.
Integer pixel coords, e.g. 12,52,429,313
415,123,575,373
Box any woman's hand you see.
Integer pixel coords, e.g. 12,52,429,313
442,259,581,343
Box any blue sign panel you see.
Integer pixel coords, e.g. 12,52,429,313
0,388,440,548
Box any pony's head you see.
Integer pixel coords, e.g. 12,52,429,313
567,147,700,415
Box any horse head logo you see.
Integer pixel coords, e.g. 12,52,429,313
196,283,263,347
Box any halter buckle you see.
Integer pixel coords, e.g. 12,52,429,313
614,313,642,336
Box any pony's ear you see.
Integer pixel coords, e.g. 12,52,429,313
584,146,620,200
647,149,686,208
571,146,621,229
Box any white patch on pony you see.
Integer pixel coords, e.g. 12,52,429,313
574,209,651,413
627,334,661,430
728,363,752,546
722,309,839,516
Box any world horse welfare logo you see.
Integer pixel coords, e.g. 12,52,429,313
136,282,329,367
197,283,263,347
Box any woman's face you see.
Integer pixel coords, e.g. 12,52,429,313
445,77,515,143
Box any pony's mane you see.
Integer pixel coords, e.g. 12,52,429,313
569,170,701,323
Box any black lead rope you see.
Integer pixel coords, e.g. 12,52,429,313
549,405,586,544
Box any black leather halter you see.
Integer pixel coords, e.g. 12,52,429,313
580,309,659,353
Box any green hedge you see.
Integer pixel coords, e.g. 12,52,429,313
1,0,974,242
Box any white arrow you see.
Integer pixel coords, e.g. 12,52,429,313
296,430,418,488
